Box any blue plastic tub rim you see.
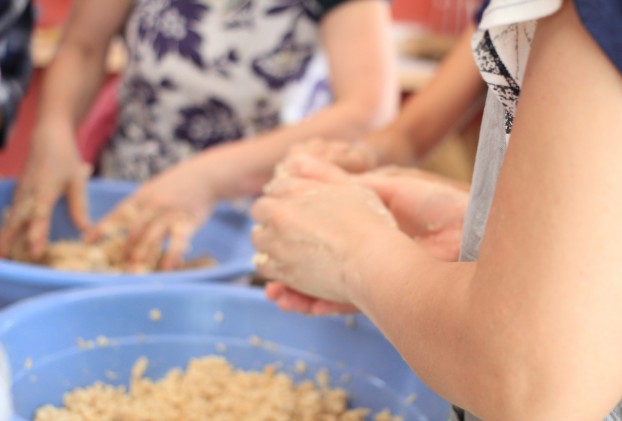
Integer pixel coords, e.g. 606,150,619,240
0,283,259,329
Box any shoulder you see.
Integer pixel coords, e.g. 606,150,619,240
475,0,621,74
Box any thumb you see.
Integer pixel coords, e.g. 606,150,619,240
355,172,396,205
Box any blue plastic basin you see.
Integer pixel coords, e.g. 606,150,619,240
0,179,256,307
0,283,450,420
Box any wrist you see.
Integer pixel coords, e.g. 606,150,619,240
351,228,438,316
184,152,233,201
344,226,419,309
374,120,418,166
31,118,74,146
191,145,270,201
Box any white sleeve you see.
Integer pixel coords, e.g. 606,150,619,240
479,0,562,29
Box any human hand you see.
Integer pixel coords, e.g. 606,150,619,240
86,161,214,271
1,125,91,259
357,166,469,261
363,122,417,166
252,154,399,306
284,138,378,174
265,282,360,315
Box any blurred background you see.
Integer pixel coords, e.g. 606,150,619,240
0,0,482,182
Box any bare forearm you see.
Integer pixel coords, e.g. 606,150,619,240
189,101,395,199
350,231,579,420
392,24,485,160
348,232,483,412
33,0,132,142
35,45,108,137
354,2,622,419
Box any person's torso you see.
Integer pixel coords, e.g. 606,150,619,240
101,0,330,180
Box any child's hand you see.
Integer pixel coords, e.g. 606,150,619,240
86,161,215,271
1,125,91,259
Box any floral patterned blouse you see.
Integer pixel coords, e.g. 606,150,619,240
99,0,350,180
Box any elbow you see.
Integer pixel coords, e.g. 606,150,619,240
470,375,614,421
461,328,620,420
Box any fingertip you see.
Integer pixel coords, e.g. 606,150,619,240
264,282,284,300
289,153,323,176
310,306,331,316
82,227,100,243
311,302,341,316
265,285,278,300
0,233,10,255
0,228,18,257
75,216,91,231
160,253,181,272
290,153,348,182
277,297,297,313
29,239,46,260
124,244,143,266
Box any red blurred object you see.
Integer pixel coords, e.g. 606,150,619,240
392,0,480,35
391,0,433,23
35,0,73,28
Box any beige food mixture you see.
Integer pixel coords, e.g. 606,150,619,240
7,236,216,274
34,356,402,421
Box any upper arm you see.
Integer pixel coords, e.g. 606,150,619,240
59,0,134,55
318,0,398,124
472,1,622,418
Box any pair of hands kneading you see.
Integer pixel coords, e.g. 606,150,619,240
252,140,469,316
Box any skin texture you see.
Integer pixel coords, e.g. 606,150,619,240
0,0,133,259
285,24,485,181
366,23,485,166
252,1,622,419
1,0,398,269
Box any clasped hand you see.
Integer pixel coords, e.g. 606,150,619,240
252,143,469,315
